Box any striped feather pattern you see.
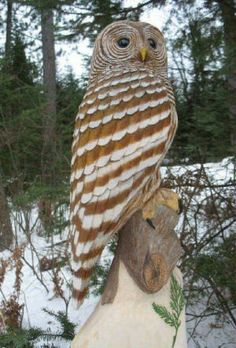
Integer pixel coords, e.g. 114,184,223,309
70,21,178,306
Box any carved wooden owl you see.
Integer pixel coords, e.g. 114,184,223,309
70,20,178,305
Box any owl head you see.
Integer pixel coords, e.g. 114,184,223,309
90,21,168,80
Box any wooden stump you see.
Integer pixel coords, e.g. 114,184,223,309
71,204,187,348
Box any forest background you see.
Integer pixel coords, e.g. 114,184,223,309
0,0,235,347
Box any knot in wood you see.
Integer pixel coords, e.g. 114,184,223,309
143,253,167,293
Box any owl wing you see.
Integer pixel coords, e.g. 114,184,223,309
70,69,177,305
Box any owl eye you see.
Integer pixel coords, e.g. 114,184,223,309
117,38,130,48
148,38,157,49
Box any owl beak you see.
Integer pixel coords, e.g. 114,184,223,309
140,47,148,62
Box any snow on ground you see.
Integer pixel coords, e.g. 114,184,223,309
0,158,235,347
162,157,234,182
187,301,236,348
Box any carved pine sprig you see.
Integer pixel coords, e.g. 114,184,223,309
152,275,185,348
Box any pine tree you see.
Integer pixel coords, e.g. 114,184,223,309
0,34,41,182
164,3,231,162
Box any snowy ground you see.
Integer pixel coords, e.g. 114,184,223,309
0,158,235,347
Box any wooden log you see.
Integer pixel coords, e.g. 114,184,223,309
102,205,183,304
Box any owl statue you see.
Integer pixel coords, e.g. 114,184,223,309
70,20,178,305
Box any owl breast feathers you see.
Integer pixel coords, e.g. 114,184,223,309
70,20,178,305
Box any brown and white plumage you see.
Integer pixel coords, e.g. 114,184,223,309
70,20,178,305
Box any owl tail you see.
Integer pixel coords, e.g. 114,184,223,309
71,253,101,307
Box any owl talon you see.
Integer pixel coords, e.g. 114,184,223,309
146,218,156,230
142,188,180,220
178,198,183,215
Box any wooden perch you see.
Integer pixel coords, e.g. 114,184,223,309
102,204,183,304
72,193,187,348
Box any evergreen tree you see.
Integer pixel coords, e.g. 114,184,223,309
56,71,85,176
0,34,41,184
218,0,236,156
164,3,231,162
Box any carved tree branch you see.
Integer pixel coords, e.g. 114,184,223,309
102,205,183,304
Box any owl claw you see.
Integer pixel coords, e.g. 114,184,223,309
178,198,183,215
142,188,181,220
146,218,156,230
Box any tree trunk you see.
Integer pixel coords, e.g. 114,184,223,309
40,7,57,231
219,0,236,154
0,174,13,251
41,7,57,185
5,0,13,59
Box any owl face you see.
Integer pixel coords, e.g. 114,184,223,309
90,21,167,79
